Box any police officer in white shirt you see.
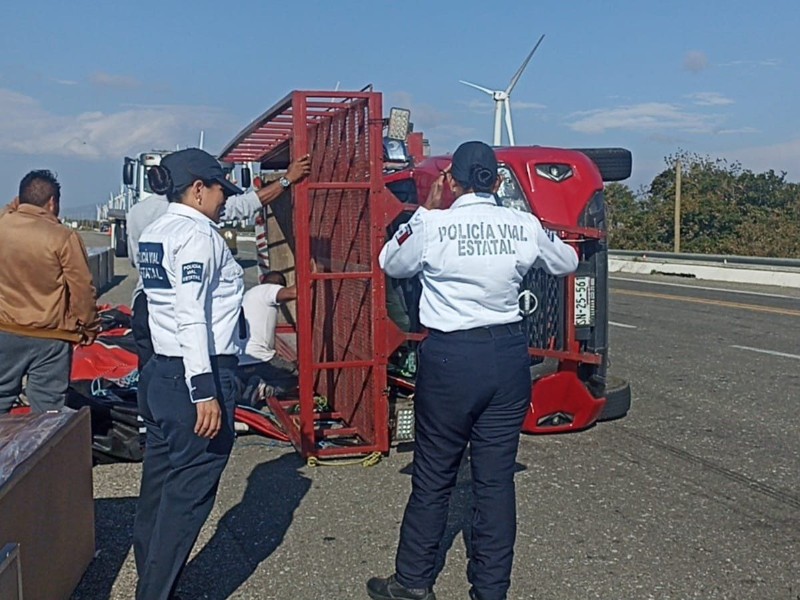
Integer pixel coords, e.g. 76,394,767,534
367,141,579,600
128,154,311,369
130,148,277,600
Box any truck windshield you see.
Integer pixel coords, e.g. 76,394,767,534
495,165,529,212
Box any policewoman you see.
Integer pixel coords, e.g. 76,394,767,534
368,141,579,600
132,148,245,600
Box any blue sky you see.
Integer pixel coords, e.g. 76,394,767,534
2,0,798,214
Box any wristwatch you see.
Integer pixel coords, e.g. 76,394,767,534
279,176,291,188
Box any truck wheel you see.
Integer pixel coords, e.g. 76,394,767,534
598,375,631,421
572,148,632,182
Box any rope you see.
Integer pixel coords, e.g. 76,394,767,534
306,451,383,468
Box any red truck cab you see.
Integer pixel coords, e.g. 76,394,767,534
384,142,632,434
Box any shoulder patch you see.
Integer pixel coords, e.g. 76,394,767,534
396,223,413,246
181,262,204,284
138,242,171,289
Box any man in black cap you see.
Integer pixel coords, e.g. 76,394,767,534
368,141,578,600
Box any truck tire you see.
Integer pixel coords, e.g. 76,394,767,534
572,148,632,182
598,375,631,421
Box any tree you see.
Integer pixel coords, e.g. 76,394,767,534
604,151,800,257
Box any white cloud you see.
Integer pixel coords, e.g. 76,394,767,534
719,59,781,68
722,138,800,180
567,102,722,135
89,71,142,89
460,98,545,116
716,127,759,135
386,90,476,147
0,88,233,160
387,91,449,128
686,92,734,106
683,51,709,73
511,101,546,110
462,99,493,114
53,78,78,86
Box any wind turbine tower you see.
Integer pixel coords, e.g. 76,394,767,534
460,34,545,146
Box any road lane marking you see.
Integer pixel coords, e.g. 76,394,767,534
612,288,800,318
731,345,800,360
610,276,797,300
610,321,637,329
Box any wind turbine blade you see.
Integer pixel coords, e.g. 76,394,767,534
504,98,515,146
506,34,545,94
459,80,495,95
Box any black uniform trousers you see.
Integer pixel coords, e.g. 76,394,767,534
395,323,531,600
133,354,239,600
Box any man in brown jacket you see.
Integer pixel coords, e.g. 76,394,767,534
0,170,99,414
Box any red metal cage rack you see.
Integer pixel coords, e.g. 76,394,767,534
220,91,396,459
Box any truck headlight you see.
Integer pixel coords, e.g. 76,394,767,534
498,197,530,212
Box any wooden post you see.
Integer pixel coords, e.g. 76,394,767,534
674,159,682,253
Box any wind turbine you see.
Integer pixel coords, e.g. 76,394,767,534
460,34,545,146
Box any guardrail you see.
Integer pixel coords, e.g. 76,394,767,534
86,247,114,292
609,250,800,269
608,249,800,288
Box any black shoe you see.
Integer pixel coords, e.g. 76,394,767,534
366,574,436,600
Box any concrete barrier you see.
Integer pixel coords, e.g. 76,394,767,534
86,247,114,292
609,254,800,289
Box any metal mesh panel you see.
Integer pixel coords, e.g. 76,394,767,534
309,189,372,273
219,90,388,457
310,278,373,363
306,97,379,445
309,100,371,184
521,268,565,357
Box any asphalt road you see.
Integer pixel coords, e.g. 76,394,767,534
74,233,800,599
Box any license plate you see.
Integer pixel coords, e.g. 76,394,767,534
574,276,595,327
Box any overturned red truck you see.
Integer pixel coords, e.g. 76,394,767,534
218,89,632,461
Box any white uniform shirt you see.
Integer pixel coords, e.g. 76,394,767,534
128,194,169,267
379,193,579,332
128,190,262,301
237,283,283,365
138,203,244,402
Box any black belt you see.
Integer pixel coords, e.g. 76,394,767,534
153,354,238,369
428,322,523,340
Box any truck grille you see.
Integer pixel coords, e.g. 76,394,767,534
521,268,565,359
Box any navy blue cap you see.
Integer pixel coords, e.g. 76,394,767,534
451,141,498,191
162,148,243,197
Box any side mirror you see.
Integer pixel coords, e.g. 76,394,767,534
241,166,252,189
383,138,410,163
122,158,134,186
